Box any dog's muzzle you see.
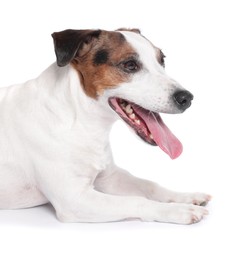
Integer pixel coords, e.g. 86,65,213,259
173,90,194,111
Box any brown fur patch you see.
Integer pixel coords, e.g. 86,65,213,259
71,30,137,99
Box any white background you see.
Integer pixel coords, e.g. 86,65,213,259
0,0,239,259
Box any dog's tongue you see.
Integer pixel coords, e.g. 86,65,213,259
133,106,183,159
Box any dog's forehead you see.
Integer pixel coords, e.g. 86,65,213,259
117,31,157,58
94,30,156,59
93,30,136,57
99,30,126,46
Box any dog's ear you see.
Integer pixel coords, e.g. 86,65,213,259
52,29,101,67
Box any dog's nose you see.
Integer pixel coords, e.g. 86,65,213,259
173,90,194,111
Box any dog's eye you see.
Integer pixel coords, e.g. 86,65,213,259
159,50,166,67
121,60,140,73
160,56,165,67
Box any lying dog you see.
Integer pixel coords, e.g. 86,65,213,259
0,28,211,224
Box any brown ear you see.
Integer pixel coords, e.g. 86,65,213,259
51,29,101,67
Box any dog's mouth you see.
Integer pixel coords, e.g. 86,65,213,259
108,97,183,159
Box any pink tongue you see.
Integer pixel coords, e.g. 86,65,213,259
133,106,183,159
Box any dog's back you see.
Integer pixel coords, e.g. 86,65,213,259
0,64,71,208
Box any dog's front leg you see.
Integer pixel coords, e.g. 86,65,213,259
39,165,208,224
52,187,208,224
94,165,211,206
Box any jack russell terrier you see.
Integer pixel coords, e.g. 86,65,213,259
0,28,211,224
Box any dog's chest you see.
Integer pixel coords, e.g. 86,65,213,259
79,138,112,173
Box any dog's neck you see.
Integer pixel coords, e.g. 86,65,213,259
36,63,116,143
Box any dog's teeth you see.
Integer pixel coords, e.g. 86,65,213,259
135,119,141,125
149,134,153,139
129,113,135,119
125,104,133,114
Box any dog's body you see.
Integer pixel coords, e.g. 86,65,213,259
0,29,210,224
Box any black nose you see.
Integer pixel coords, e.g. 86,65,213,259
173,90,194,111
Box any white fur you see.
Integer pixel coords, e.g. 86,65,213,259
0,31,210,224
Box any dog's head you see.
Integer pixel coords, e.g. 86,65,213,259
52,28,193,159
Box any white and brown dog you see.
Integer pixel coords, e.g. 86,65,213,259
0,28,211,224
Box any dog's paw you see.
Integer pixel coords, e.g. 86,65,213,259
185,192,211,206
164,203,209,225
191,193,211,206
187,205,209,224
173,192,211,206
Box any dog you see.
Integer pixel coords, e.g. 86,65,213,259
0,28,211,224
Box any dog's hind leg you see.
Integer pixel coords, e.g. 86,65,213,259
94,165,211,206
0,165,48,209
